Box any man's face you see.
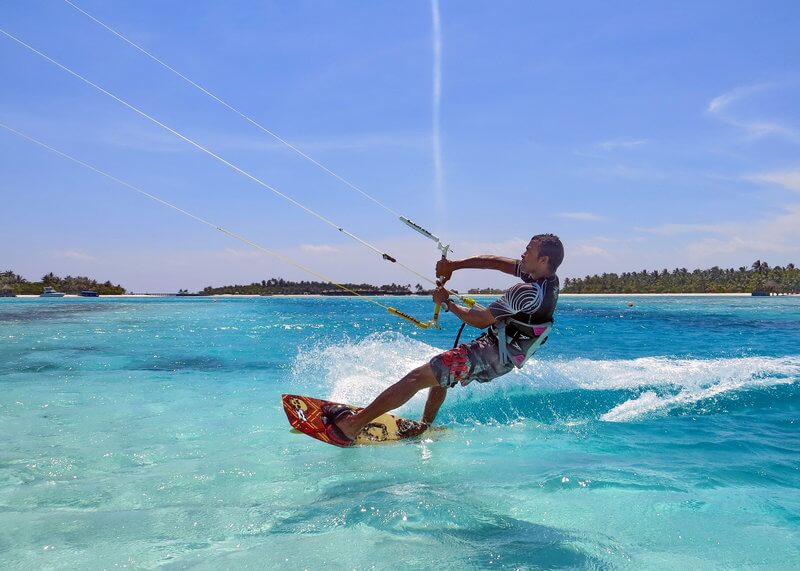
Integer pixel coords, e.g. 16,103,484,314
520,239,549,276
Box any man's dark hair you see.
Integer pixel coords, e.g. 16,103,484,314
532,234,564,273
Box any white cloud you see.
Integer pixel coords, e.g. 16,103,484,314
596,139,647,151
558,211,607,222
219,248,265,259
638,223,726,236
300,244,339,253
573,139,647,160
639,204,800,260
707,83,780,113
747,170,800,193
52,249,95,261
739,121,798,140
685,204,800,257
455,237,530,258
684,236,750,257
596,164,664,180
707,87,747,114
569,244,612,258
707,82,800,141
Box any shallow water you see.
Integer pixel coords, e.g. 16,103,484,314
1,295,798,568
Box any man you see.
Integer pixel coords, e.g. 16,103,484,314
324,233,564,446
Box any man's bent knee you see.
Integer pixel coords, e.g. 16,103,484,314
403,364,439,391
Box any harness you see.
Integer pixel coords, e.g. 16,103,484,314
492,317,553,368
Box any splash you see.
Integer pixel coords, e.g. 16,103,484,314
597,356,800,422
291,334,800,423
292,332,441,412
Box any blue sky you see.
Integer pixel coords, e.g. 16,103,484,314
2,1,799,292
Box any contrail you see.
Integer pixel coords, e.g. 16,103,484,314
431,0,445,219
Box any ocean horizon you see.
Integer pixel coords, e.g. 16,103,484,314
1,294,798,568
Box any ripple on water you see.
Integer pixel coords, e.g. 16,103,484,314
0,303,120,323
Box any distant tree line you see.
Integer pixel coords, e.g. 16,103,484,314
0,270,126,295
562,261,799,294
201,278,430,296
7,261,795,297
467,287,505,295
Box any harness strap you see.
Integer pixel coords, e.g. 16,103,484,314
494,319,553,368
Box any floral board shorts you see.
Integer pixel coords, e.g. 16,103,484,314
429,332,515,389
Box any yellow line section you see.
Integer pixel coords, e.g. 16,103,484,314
388,308,432,329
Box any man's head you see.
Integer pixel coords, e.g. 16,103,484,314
521,234,564,277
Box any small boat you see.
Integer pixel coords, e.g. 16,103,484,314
0,290,16,297
40,287,66,298
79,290,99,297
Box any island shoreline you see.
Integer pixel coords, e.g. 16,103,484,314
7,292,760,299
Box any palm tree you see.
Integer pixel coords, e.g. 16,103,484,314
764,279,780,292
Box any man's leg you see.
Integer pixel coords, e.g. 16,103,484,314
334,363,440,440
421,385,447,425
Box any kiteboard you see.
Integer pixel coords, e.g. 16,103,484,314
282,393,429,447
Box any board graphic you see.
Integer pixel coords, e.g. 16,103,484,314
282,393,428,447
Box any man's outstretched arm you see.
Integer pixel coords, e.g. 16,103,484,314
436,255,517,284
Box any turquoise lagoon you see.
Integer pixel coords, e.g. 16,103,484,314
1,295,798,568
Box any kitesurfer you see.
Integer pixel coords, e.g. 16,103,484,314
323,234,564,446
